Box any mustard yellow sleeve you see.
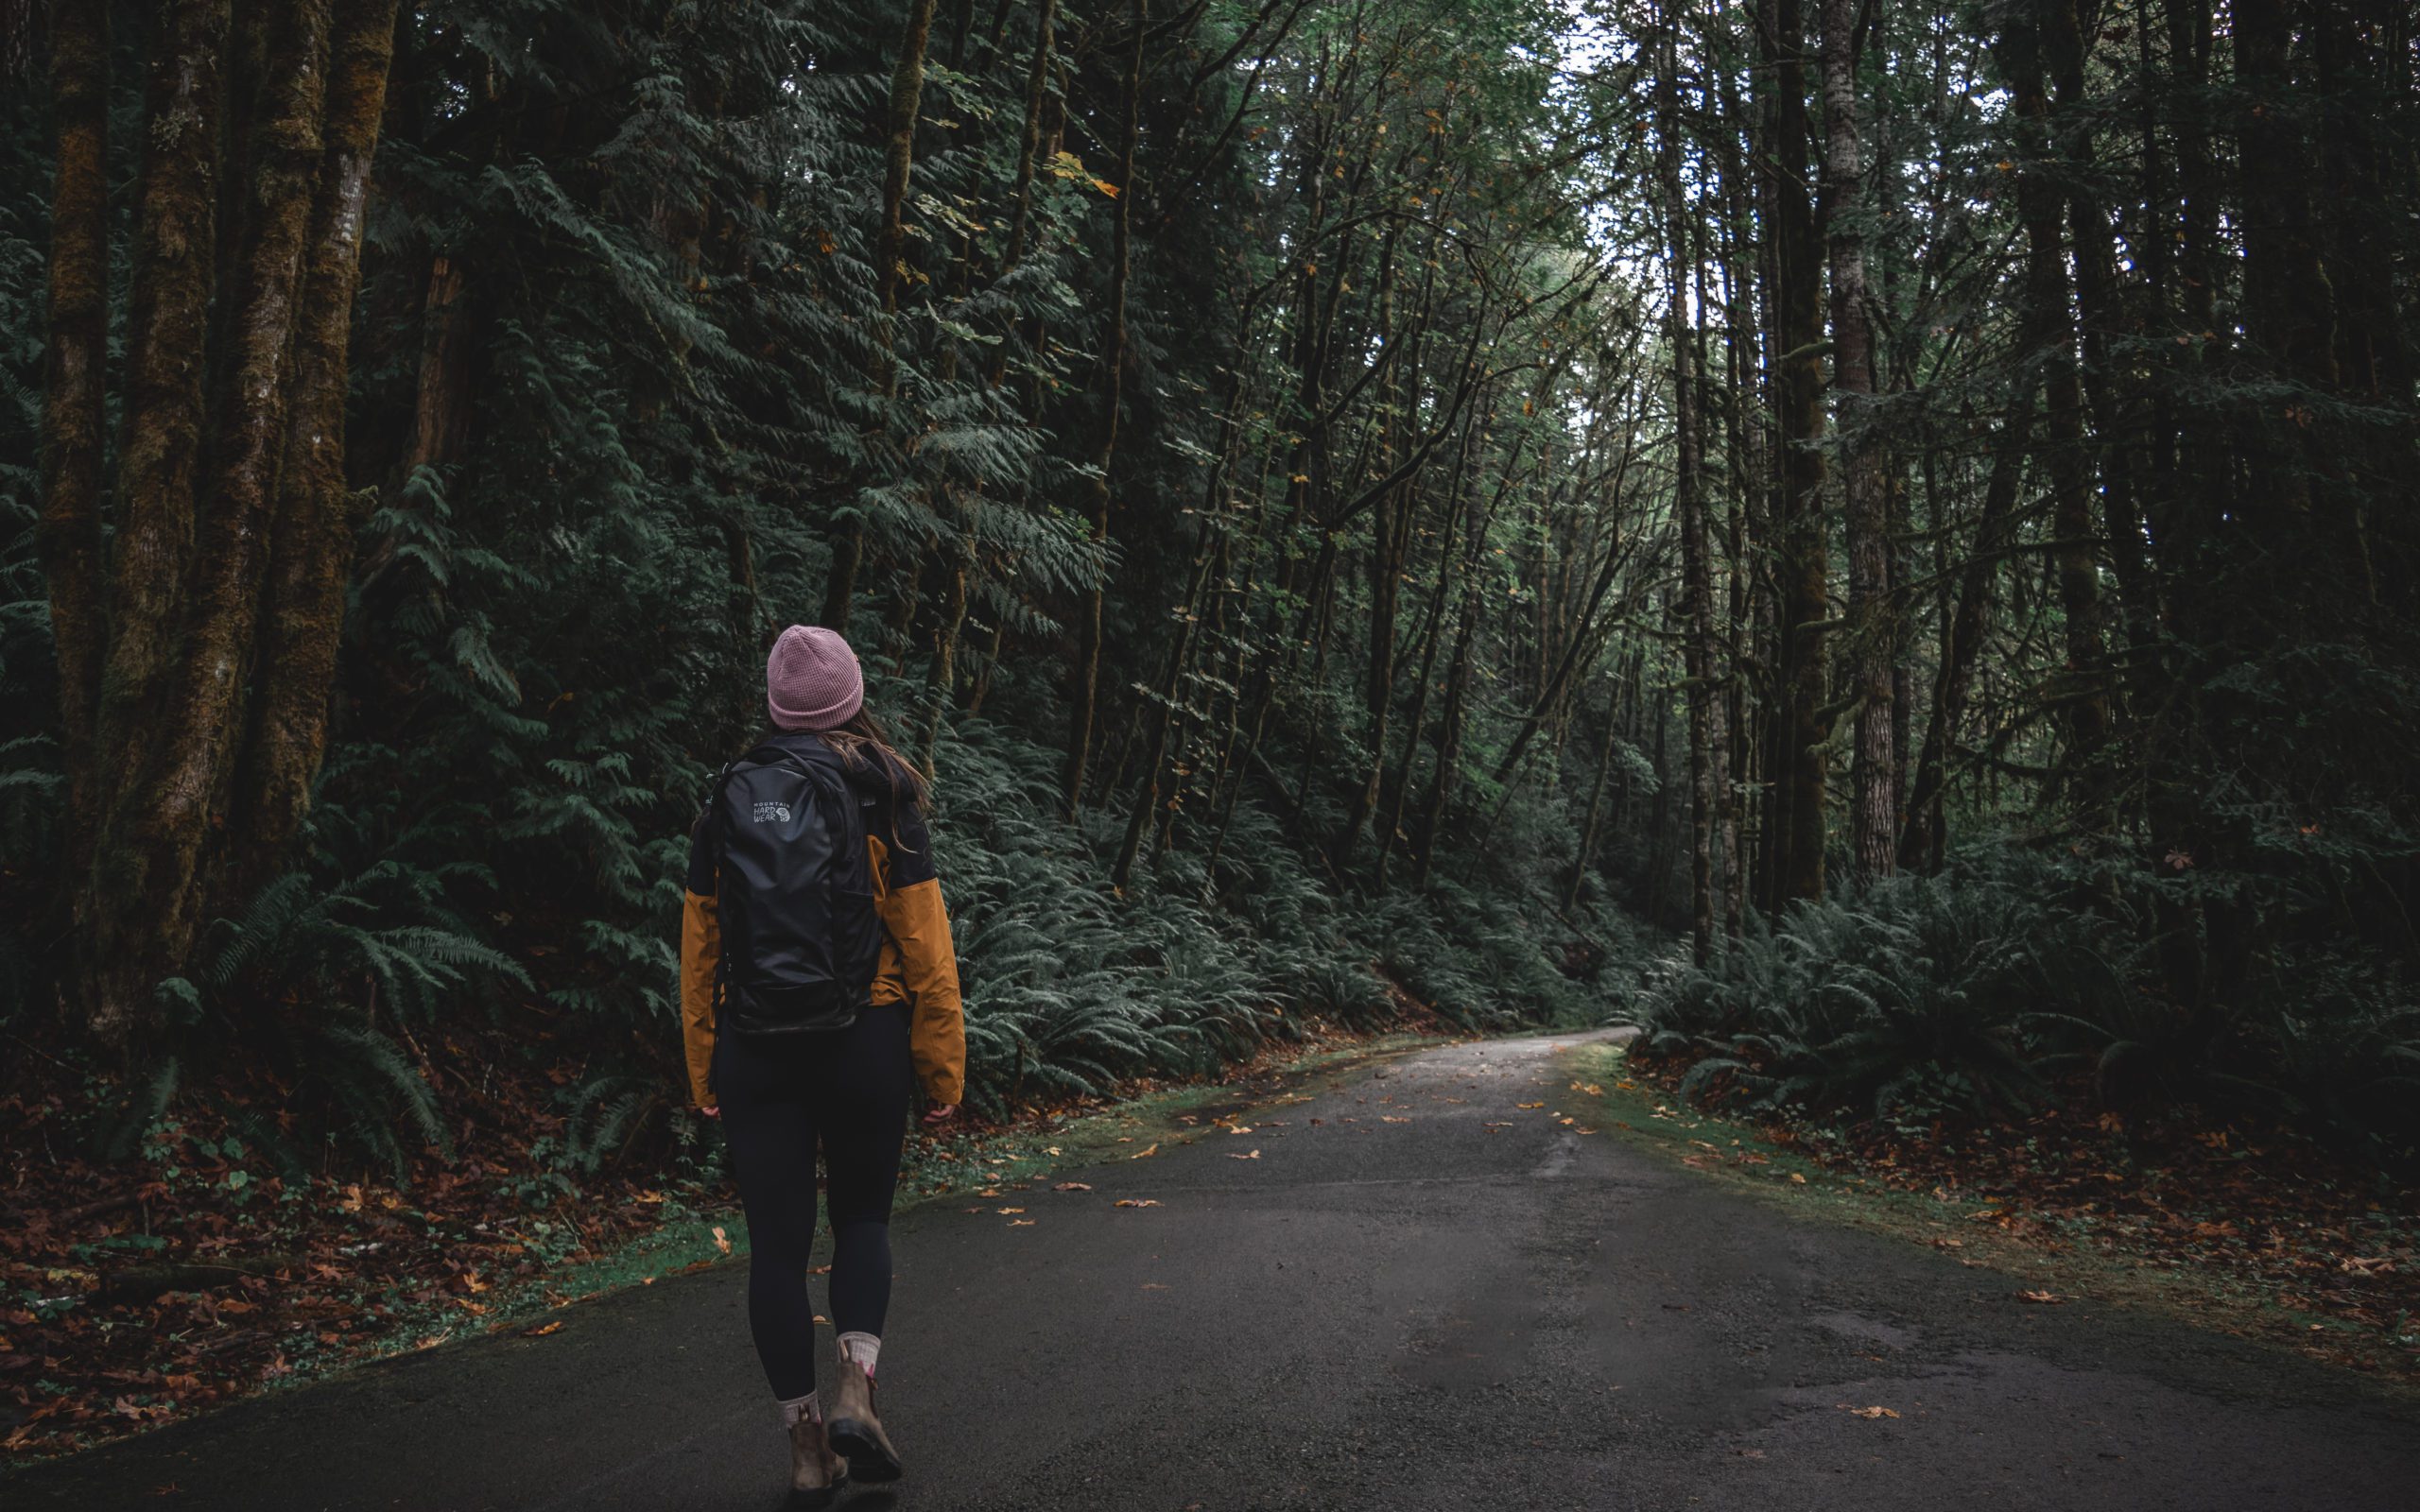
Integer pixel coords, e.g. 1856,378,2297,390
877,876,964,1107
680,888,720,1108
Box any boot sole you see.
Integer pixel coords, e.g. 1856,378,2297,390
826,1418,904,1483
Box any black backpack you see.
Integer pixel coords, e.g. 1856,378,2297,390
705,739,885,1037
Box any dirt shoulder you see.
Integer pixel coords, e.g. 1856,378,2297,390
1571,1040,2420,1391
0,1019,1454,1467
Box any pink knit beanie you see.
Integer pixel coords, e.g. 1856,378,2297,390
766,625,864,731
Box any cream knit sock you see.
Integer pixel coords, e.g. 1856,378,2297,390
779,1391,821,1428
837,1331,881,1377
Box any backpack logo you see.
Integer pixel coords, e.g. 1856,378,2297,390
752,800,791,824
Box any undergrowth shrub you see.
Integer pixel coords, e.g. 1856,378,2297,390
1626,847,2420,1165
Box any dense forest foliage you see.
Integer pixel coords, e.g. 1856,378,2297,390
1,0,2415,1185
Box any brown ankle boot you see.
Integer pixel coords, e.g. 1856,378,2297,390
825,1355,903,1483
787,1413,847,1509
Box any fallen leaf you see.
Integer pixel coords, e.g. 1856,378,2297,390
1009,1219,1035,1228
1516,1102,1545,1109
1053,1182,1094,1193
1229,1150,1260,1160
1132,1143,1159,1160
996,1207,1026,1214
2014,1289,2066,1304
523,1321,562,1337
1381,1116,1411,1124
1045,1146,1063,1157
711,1225,731,1255
1789,1173,1808,1185
1843,1405,1900,1419
1114,1198,1162,1209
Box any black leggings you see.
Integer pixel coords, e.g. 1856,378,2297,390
713,1005,911,1401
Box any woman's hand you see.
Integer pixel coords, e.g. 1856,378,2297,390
921,1102,957,1127
698,1104,720,1120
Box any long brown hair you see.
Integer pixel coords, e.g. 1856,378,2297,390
815,706,928,815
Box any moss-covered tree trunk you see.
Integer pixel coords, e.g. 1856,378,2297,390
1660,2,1719,961
35,0,110,875
80,0,236,1048
1820,0,1895,883
1757,0,1829,908
229,0,405,897
39,0,400,1052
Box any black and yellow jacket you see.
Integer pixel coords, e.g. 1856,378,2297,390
678,739,966,1109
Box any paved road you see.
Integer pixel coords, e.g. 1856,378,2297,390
12,1031,2418,1511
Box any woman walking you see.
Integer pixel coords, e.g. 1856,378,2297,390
679,625,964,1506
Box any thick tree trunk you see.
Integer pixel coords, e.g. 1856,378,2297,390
1660,0,1720,959
36,0,110,871
229,0,405,896
1759,0,1829,906
1820,0,1893,883
97,0,334,1028
82,0,235,1049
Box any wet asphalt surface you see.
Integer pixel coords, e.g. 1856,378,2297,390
11,1029,2419,1511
